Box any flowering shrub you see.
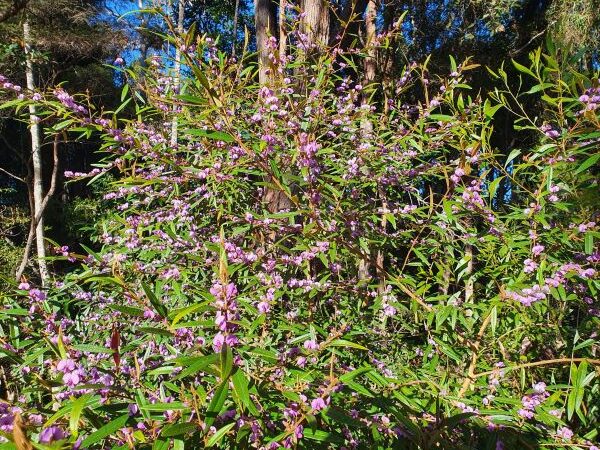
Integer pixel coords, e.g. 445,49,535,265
0,30,599,449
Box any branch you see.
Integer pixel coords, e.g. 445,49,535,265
509,29,547,58
0,0,28,23
473,358,600,379
0,166,25,183
15,134,60,281
457,310,494,397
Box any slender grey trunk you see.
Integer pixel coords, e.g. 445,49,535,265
359,0,378,283
170,0,185,148
465,243,474,303
278,0,287,60
23,19,48,284
232,0,240,56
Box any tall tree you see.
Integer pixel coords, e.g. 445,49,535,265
22,17,47,282
170,0,185,147
254,0,276,85
300,0,330,48
0,0,119,281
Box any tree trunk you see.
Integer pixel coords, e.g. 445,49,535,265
254,0,276,85
170,0,185,148
23,19,48,284
278,0,287,60
356,1,378,283
300,0,330,49
464,243,474,303
232,0,240,56
363,0,377,84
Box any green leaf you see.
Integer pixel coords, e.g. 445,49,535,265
81,414,129,448
428,114,454,122
121,83,129,102
303,429,344,444
488,176,503,200
568,361,591,421
340,366,372,383
108,304,145,317
138,327,173,337
512,60,535,77
161,422,199,437
505,149,521,168
175,354,220,380
205,382,229,429
434,338,462,363
220,344,233,380
152,439,170,450
524,83,553,94
72,344,111,355
232,369,257,414
326,339,368,351
585,234,594,255
206,422,236,447
186,128,235,142
69,394,92,436
575,153,600,174
142,281,167,317
140,402,190,412
325,407,364,428
483,100,502,118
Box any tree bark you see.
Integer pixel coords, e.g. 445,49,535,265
358,0,378,283
278,0,287,60
363,0,377,85
170,0,185,148
232,0,240,56
254,0,276,85
300,0,330,48
23,19,48,284
464,243,474,303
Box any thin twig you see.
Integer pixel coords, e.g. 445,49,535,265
0,166,25,183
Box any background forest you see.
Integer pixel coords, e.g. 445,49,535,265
0,0,599,449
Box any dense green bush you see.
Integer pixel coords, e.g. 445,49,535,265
0,28,598,449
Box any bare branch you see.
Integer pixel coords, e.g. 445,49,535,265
0,166,25,183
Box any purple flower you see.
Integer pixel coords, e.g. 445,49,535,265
128,404,139,416
303,339,318,350
531,245,544,256
311,397,327,411
39,426,67,443
532,382,546,394
518,408,534,419
63,371,81,387
212,332,225,351
57,359,76,373
523,259,538,274
556,426,573,440
257,301,270,314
